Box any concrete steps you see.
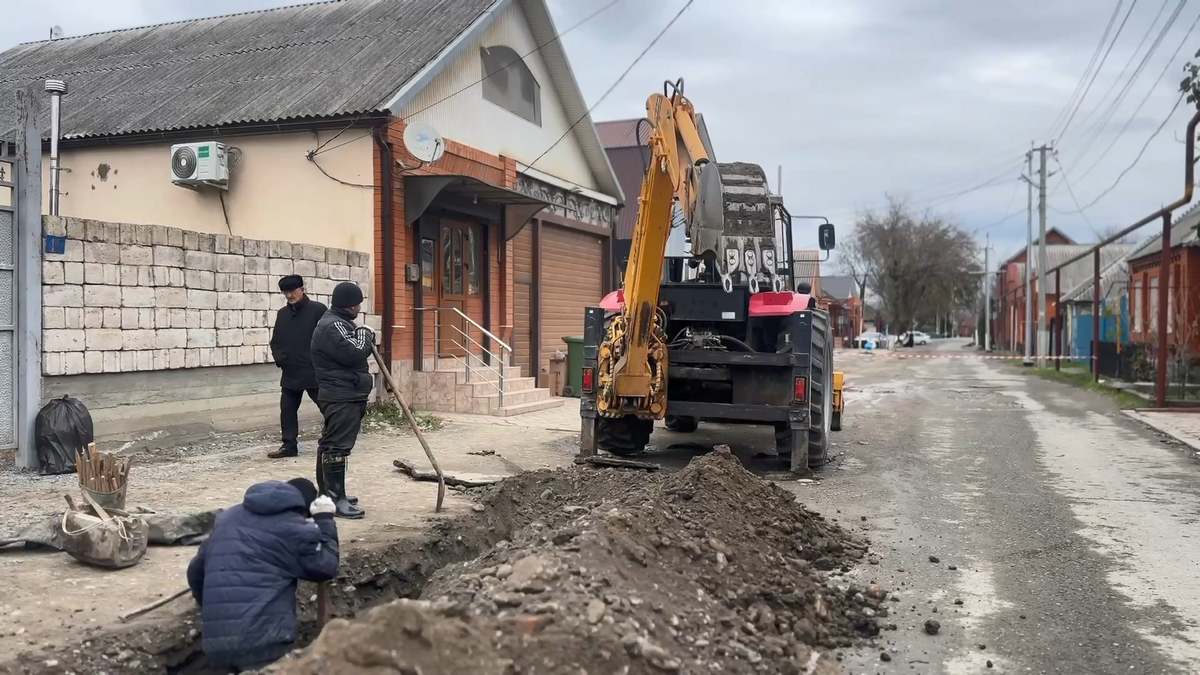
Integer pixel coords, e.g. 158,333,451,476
407,363,559,417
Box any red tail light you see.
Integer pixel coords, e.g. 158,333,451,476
582,367,595,393
793,376,807,402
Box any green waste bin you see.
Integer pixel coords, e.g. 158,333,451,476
562,335,584,397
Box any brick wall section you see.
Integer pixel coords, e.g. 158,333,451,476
41,216,377,376
379,118,512,364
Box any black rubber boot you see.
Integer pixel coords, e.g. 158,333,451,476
267,443,298,459
315,450,356,504
321,452,364,519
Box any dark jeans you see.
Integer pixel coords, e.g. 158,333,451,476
280,387,320,448
318,400,368,457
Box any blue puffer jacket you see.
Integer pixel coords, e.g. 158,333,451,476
186,481,339,668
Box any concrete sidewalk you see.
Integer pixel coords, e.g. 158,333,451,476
0,404,578,662
1123,410,1200,457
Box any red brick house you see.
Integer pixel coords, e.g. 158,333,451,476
1126,204,1200,355
994,228,1076,352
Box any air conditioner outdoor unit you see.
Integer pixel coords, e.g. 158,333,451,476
170,141,229,189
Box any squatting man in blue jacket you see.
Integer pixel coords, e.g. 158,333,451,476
187,478,338,671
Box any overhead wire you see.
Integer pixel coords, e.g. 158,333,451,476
1046,0,1126,138
1066,91,1185,212
1051,153,1100,236
307,0,623,159
526,0,694,171
1073,5,1200,181
1070,0,1184,164
1055,0,1140,143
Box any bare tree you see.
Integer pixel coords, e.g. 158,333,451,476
852,197,978,334
836,234,869,307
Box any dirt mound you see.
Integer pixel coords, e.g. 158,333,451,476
281,449,882,674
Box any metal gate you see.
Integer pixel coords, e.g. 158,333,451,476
0,144,16,449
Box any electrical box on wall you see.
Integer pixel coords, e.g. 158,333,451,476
405,263,421,283
170,141,229,189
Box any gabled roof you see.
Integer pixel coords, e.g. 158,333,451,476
1127,201,1200,263
0,0,622,199
818,275,856,300
1001,227,1077,265
794,249,821,293
1053,244,1134,300
0,0,494,140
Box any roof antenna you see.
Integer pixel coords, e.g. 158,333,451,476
49,25,63,40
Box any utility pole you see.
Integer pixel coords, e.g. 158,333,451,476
984,233,991,351
1036,143,1051,367
1023,148,1034,366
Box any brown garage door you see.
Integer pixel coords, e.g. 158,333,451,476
512,226,534,375
539,225,604,384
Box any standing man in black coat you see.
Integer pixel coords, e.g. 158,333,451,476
268,275,327,459
310,281,374,519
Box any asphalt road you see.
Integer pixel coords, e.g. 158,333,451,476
649,339,1200,674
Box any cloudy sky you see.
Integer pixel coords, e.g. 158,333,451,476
6,0,1198,265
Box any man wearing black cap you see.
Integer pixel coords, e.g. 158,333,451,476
268,275,327,459
310,281,374,519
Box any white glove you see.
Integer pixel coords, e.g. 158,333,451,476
310,495,336,516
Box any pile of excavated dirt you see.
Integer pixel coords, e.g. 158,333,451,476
277,449,884,674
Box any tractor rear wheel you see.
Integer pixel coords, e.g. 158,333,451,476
596,415,653,456
664,415,698,433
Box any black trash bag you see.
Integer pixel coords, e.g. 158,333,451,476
34,395,94,475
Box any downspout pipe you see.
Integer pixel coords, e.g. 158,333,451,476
373,124,395,368
45,79,66,215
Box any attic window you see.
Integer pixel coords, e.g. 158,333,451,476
481,46,541,125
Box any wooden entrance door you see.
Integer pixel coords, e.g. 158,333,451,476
436,219,482,357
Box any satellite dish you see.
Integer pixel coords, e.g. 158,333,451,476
50,25,64,39
403,122,445,163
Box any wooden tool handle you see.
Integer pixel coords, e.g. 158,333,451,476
370,344,446,513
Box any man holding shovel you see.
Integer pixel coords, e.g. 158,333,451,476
310,281,374,519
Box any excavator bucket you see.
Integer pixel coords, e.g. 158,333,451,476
687,162,725,261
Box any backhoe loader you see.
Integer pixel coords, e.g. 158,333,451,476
578,79,844,471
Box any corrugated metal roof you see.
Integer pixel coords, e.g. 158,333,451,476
1039,244,1134,299
0,0,495,140
794,249,821,293
1127,201,1200,262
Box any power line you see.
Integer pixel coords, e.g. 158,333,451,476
1074,6,1200,181
1055,0,1140,143
526,0,693,171
1069,92,1185,211
1047,0,1126,137
308,0,623,158
1051,153,1099,236
1070,0,1183,162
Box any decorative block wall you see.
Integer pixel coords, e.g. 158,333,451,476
40,216,376,376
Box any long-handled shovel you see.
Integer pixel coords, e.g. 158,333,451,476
370,344,446,513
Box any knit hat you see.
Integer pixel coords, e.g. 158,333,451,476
287,477,318,506
332,281,364,308
278,274,304,292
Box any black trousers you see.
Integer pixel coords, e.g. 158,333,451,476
280,387,320,448
317,400,367,457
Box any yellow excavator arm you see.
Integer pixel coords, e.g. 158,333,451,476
597,81,715,419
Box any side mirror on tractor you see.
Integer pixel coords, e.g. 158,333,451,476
818,223,836,251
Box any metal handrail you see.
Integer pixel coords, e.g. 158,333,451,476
414,307,514,408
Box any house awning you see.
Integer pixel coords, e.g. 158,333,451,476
404,175,548,240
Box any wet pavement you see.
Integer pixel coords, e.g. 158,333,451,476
648,340,1200,674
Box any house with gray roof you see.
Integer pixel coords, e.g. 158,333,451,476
1,0,624,417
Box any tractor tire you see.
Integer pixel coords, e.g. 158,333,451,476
806,310,834,467
596,416,653,456
664,415,699,433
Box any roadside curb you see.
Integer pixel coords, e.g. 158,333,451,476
1122,410,1200,456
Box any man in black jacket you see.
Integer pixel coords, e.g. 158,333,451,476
310,281,374,519
268,275,327,459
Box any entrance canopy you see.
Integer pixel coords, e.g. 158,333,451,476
404,175,548,240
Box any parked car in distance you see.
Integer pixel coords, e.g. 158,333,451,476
898,330,931,346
